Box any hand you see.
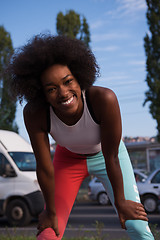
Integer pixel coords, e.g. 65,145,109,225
37,209,59,237
115,200,148,229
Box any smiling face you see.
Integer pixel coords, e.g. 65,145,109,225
41,64,83,124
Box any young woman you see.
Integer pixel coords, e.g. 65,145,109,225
9,35,154,240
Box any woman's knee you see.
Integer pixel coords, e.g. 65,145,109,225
37,228,62,240
125,220,154,239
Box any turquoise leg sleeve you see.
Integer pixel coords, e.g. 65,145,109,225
86,140,154,240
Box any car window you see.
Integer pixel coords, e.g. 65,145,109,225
134,173,142,182
9,152,36,171
134,172,146,182
151,171,160,183
95,178,101,183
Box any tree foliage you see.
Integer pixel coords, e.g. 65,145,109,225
56,10,90,47
144,0,160,140
0,25,18,132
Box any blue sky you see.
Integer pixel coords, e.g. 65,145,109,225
1,0,157,142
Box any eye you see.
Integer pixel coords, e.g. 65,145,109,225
47,87,56,93
64,79,73,85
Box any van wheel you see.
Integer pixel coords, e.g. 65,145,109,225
98,192,109,205
6,199,31,226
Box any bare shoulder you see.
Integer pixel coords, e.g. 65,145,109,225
23,102,48,132
87,86,119,122
88,86,117,104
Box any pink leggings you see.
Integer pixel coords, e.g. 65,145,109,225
37,143,154,240
38,145,89,240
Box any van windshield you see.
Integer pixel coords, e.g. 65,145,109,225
8,152,36,171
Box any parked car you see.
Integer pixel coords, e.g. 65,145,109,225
0,130,44,226
133,169,148,183
158,199,160,212
88,169,147,206
137,168,160,213
88,177,110,205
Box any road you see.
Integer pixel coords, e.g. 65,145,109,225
66,202,128,239
0,202,160,239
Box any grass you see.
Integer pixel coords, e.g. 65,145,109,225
0,236,129,240
0,230,158,240
150,224,160,239
1,220,158,240
0,221,159,240
0,237,35,240
0,221,128,240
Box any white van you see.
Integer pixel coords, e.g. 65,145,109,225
0,130,44,226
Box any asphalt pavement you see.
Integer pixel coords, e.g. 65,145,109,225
0,202,160,239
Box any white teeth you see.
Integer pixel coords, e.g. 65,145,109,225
61,96,74,105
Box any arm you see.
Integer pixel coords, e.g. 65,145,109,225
23,104,59,236
100,89,124,203
89,87,148,228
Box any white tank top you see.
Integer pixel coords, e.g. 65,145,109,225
49,91,101,154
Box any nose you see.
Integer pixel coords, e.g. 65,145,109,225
58,86,68,98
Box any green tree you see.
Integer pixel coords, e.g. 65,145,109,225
143,0,160,141
0,25,18,132
56,10,90,47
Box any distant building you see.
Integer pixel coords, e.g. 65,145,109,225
124,138,160,172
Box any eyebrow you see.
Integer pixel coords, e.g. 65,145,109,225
62,74,72,80
44,74,72,87
44,82,55,87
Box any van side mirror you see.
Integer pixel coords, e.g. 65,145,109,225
0,153,17,178
4,163,17,177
